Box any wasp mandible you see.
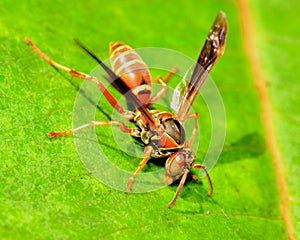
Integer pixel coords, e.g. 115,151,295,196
25,11,227,207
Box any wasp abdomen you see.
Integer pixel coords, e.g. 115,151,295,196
109,42,152,105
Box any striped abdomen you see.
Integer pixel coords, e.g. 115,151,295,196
109,42,152,105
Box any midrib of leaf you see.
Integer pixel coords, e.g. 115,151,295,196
237,0,295,239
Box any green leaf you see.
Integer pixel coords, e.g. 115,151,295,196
1,0,297,239
248,1,300,239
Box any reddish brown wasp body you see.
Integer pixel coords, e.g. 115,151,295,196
109,42,152,105
25,11,227,207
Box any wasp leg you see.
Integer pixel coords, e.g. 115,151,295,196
48,120,140,138
193,164,213,196
127,146,153,191
24,38,125,114
146,65,179,107
155,65,179,84
167,169,189,208
184,113,199,148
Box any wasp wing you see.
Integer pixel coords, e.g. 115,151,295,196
170,66,191,113
175,11,228,121
74,39,156,126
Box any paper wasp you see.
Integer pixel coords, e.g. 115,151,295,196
25,11,227,207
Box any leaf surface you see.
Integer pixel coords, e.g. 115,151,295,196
0,0,296,239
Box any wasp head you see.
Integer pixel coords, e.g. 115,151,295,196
165,148,195,185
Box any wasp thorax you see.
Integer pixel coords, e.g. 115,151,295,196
165,149,196,185
163,119,185,145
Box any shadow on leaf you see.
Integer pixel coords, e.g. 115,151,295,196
218,132,266,165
